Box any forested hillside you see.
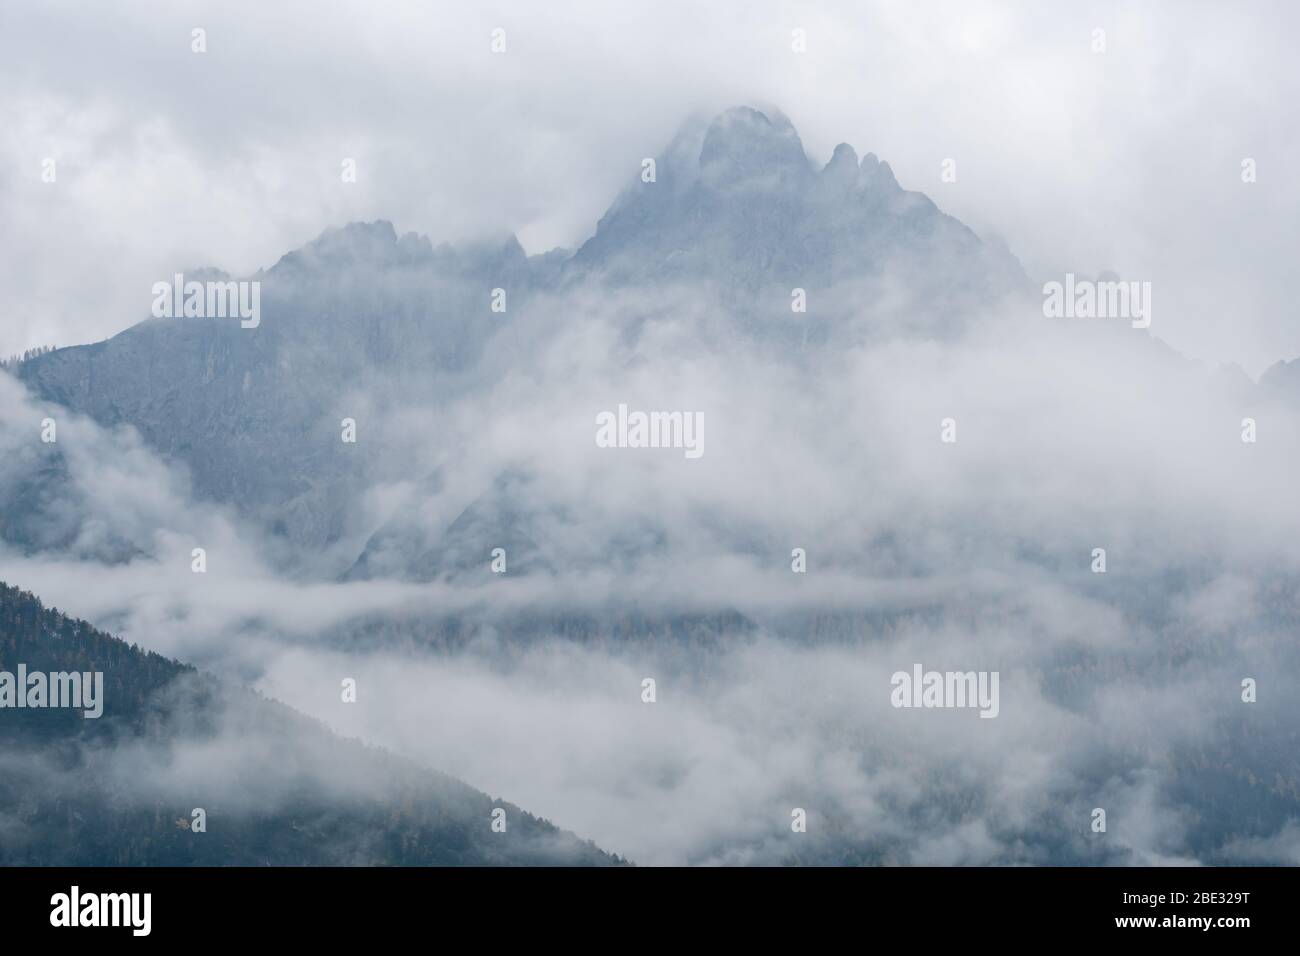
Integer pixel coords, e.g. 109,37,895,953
0,582,623,866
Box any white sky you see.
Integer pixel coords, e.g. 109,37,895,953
1,0,1297,375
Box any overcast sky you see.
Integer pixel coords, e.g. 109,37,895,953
4,2,1300,864
2,0,1297,374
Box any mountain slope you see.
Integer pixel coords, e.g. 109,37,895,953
573,106,1027,310
0,581,624,866
10,105,1028,561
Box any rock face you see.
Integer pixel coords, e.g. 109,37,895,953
31,102,1300,592
7,106,1034,564
571,106,1026,307
13,221,555,554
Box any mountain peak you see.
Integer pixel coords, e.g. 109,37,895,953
821,142,860,187
570,104,1025,298
827,142,859,168
859,151,900,192
270,219,400,273
330,219,399,246
698,106,810,185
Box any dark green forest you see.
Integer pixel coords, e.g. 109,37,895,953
0,581,623,866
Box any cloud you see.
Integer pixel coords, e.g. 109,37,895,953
2,4,1299,863
5,263,1300,863
2,1,1299,371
